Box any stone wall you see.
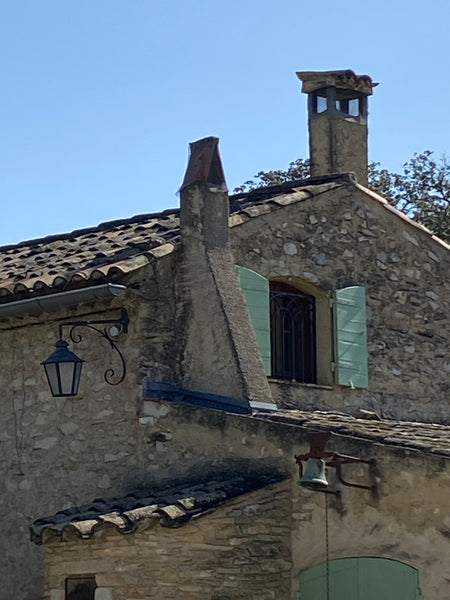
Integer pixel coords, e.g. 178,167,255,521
0,257,179,600
0,237,290,600
39,417,450,599
231,183,449,422
291,442,450,599
2,179,449,598
141,407,450,598
43,482,292,600
0,299,139,598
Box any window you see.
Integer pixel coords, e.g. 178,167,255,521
237,266,368,389
270,282,316,383
66,577,97,600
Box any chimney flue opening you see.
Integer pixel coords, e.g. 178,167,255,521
311,87,367,121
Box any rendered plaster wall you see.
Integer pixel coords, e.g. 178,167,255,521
291,445,450,599
177,182,271,403
309,115,369,186
132,253,179,379
43,482,292,600
138,406,450,598
230,183,449,423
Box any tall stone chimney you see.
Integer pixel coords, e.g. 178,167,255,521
178,137,272,404
297,70,377,186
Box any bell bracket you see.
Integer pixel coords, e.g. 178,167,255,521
295,431,377,495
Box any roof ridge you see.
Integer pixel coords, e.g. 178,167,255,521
230,173,353,201
1,175,353,252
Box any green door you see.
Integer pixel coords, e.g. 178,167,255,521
298,558,421,599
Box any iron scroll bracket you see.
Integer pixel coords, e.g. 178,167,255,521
58,308,129,386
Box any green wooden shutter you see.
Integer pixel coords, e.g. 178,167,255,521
357,558,422,600
298,559,358,600
298,557,421,600
236,266,271,375
333,285,368,389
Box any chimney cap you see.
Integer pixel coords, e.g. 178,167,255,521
180,136,228,193
297,70,377,96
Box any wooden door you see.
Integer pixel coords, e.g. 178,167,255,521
298,557,421,599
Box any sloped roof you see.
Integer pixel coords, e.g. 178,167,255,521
30,470,286,545
0,177,343,301
1,174,447,302
0,209,181,302
255,409,450,457
29,407,450,546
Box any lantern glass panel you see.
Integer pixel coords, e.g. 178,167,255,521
43,362,60,396
59,361,80,396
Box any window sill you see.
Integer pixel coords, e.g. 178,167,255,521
268,378,333,391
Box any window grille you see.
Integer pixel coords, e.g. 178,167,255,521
270,282,316,383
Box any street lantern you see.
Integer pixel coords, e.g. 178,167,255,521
42,339,84,397
41,308,129,398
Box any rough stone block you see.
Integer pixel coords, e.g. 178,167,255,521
95,588,112,600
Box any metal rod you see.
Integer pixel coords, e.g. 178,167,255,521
57,309,129,386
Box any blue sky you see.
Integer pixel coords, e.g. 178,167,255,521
1,0,449,245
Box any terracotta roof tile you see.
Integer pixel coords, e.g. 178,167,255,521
0,210,181,301
30,470,286,545
2,174,447,302
0,178,345,301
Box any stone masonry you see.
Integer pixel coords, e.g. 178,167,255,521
0,99,448,599
43,482,293,600
231,183,449,422
1,172,449,598
39,410,450,599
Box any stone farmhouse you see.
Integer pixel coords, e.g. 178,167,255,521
0,70,449,600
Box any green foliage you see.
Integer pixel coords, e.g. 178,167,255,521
233,158,310,193
235,152,450,242
369,151,449,241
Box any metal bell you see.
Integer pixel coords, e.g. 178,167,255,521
299,458,328,490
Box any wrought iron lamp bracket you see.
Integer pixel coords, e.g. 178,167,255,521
58,308,129,386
